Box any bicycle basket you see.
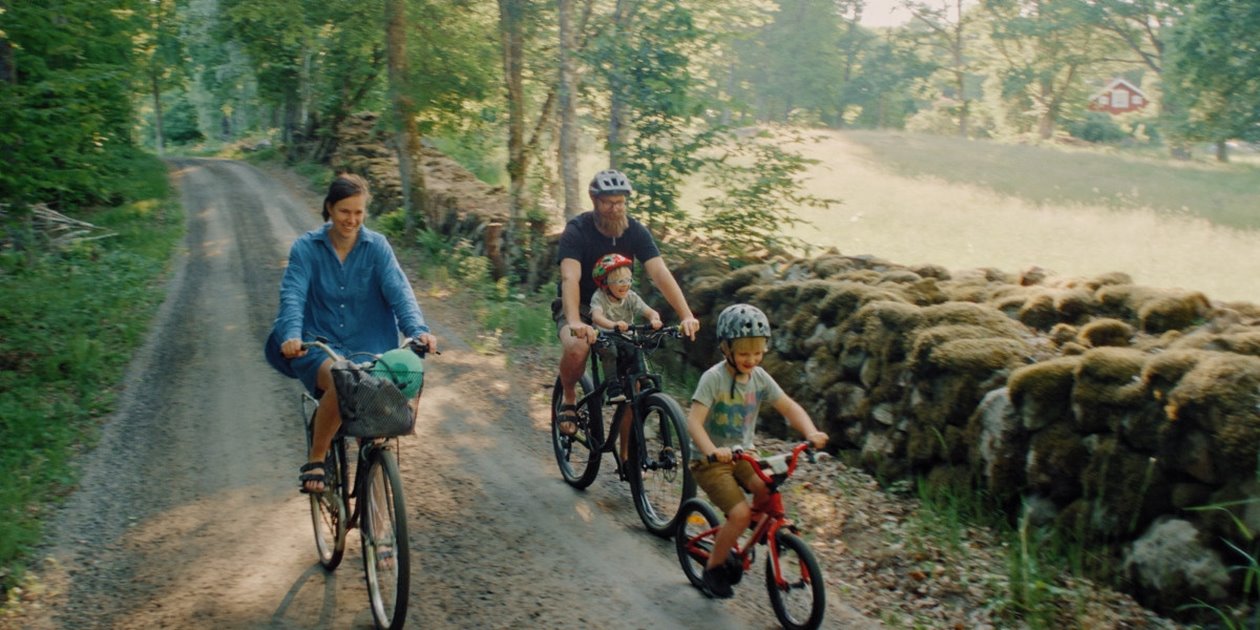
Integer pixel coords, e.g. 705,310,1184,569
330,359,419,438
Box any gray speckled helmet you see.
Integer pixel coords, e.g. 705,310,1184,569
588,169,634,197
716,303,770,343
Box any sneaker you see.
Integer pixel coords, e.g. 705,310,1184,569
606,380,626,403
724,552,744,586
702,567,734,599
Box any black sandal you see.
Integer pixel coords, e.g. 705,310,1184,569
299,461,326,494
557,403,579,436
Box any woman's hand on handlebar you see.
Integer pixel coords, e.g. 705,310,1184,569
409,332,438,355
281,337,307,359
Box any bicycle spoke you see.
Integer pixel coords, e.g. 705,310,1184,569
550,376,601,489
361,451,409,630
766,531,826,630
675,499,721,591
632,393,694,537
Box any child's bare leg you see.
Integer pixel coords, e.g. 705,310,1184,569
708,502,752,570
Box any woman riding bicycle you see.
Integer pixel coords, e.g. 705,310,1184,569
263,173,437,494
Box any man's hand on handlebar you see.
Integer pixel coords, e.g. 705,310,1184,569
568,321,597,345
679,316,700,341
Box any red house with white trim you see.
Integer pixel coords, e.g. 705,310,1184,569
1088,78,1149,115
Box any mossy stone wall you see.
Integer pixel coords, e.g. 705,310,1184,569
670,253,1260,614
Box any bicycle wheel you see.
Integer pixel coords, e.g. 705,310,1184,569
307,414,347,569
630,392,695,537
360,447,410,630
675,498,721,590
766,531,826,630
550,375,603,489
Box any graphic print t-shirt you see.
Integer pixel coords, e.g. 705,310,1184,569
690,361,784,461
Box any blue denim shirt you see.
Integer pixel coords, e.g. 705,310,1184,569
273,224,428,357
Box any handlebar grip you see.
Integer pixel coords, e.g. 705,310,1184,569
707,447,744,463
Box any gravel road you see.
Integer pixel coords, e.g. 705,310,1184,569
5,159,877,629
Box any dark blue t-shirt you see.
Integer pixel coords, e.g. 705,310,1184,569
555,212,660,306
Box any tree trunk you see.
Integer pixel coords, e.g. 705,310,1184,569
499,0,527,223
607,0,629,168
386,0,427,234
1215,140,1229,163
558,0,582,219
151,68,165,157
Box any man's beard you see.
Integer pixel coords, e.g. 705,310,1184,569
595,212,628,237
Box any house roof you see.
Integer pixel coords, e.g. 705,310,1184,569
1090,78,1147,100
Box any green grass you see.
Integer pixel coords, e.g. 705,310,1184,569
839,131,1260,228
0,150,184,592
678,129,1260,303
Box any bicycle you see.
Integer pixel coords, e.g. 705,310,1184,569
550,323,695,537
675,442,827,630
300,337,429,630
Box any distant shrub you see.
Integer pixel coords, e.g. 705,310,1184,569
1066,113,1131,144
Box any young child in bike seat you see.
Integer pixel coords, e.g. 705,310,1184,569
589,252,662,403
685,303,828,599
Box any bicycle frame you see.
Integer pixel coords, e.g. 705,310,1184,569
691,443,815,589
299,336,424,629
580,325,678,466
301,395,396,529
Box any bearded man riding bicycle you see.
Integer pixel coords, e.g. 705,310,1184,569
552,169,700,436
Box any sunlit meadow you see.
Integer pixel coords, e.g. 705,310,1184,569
683,129,1260,304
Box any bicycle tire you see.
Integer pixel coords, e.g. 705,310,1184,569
766,530,826,630
630,392,695,537
307,412,347,570
550,375,602,489
675,498,721,590
360,448,410,630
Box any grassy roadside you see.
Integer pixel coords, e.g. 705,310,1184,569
0,151,185,598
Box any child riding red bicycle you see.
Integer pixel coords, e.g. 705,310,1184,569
685,303,828,599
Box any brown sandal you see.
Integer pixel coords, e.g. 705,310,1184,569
557,403,579,436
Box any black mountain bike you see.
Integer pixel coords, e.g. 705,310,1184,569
300,338,427,630
550,324,695,537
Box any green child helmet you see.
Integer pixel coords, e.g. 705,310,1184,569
371,348,425,398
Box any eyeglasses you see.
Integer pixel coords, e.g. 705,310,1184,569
608,278,633,287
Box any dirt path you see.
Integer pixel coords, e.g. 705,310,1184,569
5,159,877,629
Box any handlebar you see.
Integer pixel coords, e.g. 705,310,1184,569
706,442,817,483
571,323,683,347
300,335,435,367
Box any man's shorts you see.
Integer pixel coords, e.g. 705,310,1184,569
551,297,592,338
691,458,760,515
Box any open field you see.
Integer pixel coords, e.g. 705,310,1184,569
711,130,1260,304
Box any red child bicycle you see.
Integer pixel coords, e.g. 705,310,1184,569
675,442,827,630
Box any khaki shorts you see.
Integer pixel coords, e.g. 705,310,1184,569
691,459,760,515
551,297,592,338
